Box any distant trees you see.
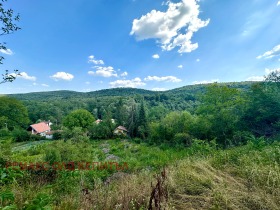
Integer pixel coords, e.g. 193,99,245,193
0,96,29,129
0,0,21,84
63,109,95,130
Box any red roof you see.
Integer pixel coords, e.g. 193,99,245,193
117,126,128,132
30,122,50,133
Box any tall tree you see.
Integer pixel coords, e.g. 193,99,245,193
115,98,126,126
0,0,21,84
137,100,149,139
127,102,137,138
0,96,29,129
197,84,245,146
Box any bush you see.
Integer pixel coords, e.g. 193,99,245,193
53,131,62,140
0,129,11,138
173,133,192,147
45,148,61,165
12,128,30,142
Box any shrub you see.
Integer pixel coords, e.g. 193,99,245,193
12,128,30,142
45,148,61,165
173,133,192,147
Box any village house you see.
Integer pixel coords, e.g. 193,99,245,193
113,126,128,136
28,121,52,137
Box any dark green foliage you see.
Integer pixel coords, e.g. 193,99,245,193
173,133,192,147
52,131,62,140
0,97,30,129
137,100,149,138
196,84,246,147
242,83,280,137
12,128,30,142
63,109,95,130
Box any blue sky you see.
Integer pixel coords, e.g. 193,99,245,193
1,0,280,94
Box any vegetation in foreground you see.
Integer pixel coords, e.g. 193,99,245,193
0,137,279,209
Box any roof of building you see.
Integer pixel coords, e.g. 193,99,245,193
116,126,128,132
30,122,51,133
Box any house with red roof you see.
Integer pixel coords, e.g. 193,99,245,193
28,121,52,137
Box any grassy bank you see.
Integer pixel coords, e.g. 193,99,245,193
0,138,279,209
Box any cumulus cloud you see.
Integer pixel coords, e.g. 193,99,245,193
192,79,219,85
277,1,280,6
178,65,183,68
257,45,280,59
130,0,209,53
144,75,182,82
42,84,49,87
50,72,74,81
152,87,167,91
246,68,280,81
265,68,280,75
246,76,264,81
121,71,128,77
0,48,13,55
88,66,118,77
110,77,146,88
88,55,104,65
10,72,36,81
152,54,160,59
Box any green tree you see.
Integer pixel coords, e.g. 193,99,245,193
242,81,280,137
197,84,245,147
0,0,21,84
137,100,149,139
115,98,127,126
63,109,95,130
127,102,137,138
0,96,29,129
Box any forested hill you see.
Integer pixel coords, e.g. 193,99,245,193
9,81,256,101
6,81,257,124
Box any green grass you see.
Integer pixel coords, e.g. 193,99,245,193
0,138,280,209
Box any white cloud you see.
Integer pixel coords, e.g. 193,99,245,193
88,55,104,65
144,75,182,82
257,45,280,59
88,66,118,77
196,58,200,62
110,77,146,88
152,87,166,91
121,71,128,77
178,65,183,68
32,83,37,86
265,68,280,75
246,76,264,81
152,54,160,59
130,0,210,53
85,81,90,85
277,1,280,6
192,79,219,85
0,48,13,55
10,72,36,81
246,68,280,81
42,84,49,87
50,72,74,81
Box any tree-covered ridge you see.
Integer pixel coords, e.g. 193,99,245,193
9,81,257,101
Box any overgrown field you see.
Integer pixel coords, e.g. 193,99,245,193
1,138,279,209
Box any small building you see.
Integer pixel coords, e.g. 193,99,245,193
28,121,51,137
95,119,102,124
113,126,128,136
